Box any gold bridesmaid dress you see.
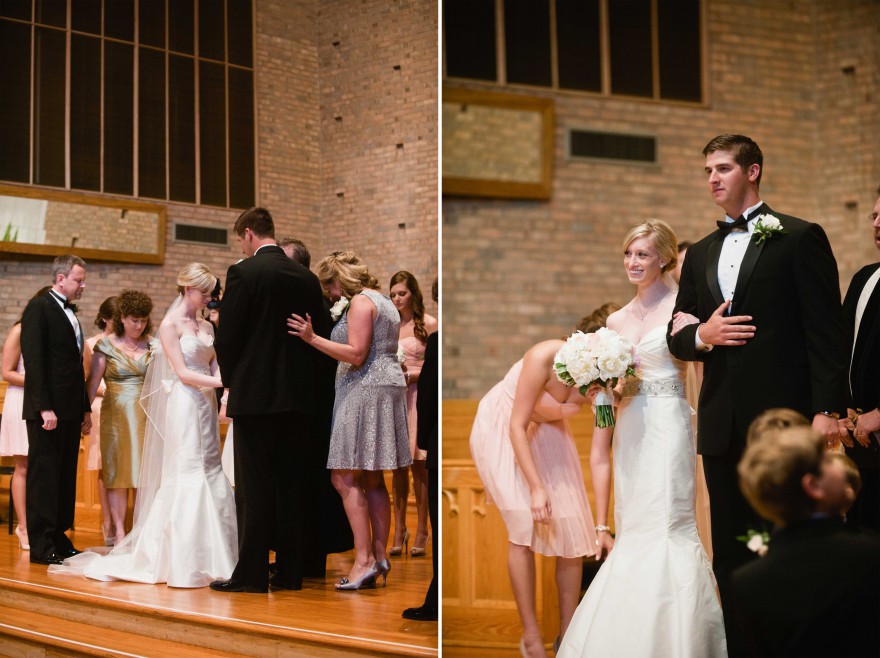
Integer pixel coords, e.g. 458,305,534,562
95,339,151,488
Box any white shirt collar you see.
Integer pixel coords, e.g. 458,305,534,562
724,200,764,233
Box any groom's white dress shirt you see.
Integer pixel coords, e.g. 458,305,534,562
696,200,764,352
717,200,764,309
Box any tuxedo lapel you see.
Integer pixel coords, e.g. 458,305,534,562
46,293,81,352
853,264,880,361
722,203,770,314
731,236,766,314
705,235,725,308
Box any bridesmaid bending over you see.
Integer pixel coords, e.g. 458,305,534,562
469,304,618,658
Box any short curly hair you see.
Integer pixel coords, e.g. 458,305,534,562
316,251,379,298
112,289,154,338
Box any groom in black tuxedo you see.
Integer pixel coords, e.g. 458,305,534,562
21,255,92,565
667,134,848,651
212,208,331,593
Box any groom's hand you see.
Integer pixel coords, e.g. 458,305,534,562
813,414,840,447
697,300,755,346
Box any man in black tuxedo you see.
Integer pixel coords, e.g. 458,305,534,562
837,188,880,531
21,255,91,565
667,134,848,650
731,425,880,657
211,208,331,593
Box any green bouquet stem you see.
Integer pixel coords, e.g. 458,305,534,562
595,404,615,428
594,388,615,428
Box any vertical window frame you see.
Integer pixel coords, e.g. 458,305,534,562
0,0,257,209
443,0,705,106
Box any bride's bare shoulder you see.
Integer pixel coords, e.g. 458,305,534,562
606,307,628,331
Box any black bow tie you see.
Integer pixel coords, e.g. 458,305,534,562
52,292,77,313
716,215,749,232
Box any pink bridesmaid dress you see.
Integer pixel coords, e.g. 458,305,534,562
399,335,427,461
0,356,28,457
470,360,598,558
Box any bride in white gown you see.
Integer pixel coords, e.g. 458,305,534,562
559,221,726,657
53,264,237,588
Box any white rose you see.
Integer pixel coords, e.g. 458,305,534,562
758,214,781,230
746,534,767,555
330,297,350,321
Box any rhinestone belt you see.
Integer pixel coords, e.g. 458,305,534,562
620,376,686,399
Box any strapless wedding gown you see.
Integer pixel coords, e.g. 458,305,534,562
57,335,238,588
559,326,726,657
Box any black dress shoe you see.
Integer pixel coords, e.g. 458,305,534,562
209,579,268,593
269,573,303,591
31,552,66,566
402,605,438,621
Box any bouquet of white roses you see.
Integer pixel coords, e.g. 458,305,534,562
554,327,636,428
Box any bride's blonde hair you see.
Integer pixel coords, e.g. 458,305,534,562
176,263,217,295
622,220,678,274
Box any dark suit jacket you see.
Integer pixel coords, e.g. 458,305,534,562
215,245,331,417
20,292,89,421
668,205,848,455
416,331,438,472
843,262,880,467
730,517,880,657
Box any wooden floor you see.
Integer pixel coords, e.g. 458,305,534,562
0,526,437,657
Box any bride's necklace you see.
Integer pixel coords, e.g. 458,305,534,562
184,314,200,334
634,295,664,321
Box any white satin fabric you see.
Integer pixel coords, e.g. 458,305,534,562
559,325,726,657
54,334,237,588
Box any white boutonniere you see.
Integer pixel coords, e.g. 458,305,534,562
752,214,785,244
330,297,349,321
737,528,770,556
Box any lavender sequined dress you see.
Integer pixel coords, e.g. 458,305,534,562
327,289,412,471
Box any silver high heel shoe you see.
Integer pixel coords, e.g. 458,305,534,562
336,563,380,591
376,559,391,587
389,528,410,556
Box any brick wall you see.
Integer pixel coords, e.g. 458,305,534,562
317,0,439,307
0,0,438,336
443,0,880,399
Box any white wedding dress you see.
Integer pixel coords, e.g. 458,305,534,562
54,334,238,588
559,325,726,657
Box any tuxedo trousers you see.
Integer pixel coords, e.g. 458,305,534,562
26,420,80,560
702,432,761,658
422,463,438,610
231,411,314,589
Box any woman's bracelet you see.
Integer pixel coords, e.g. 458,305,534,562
596,525,611,533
